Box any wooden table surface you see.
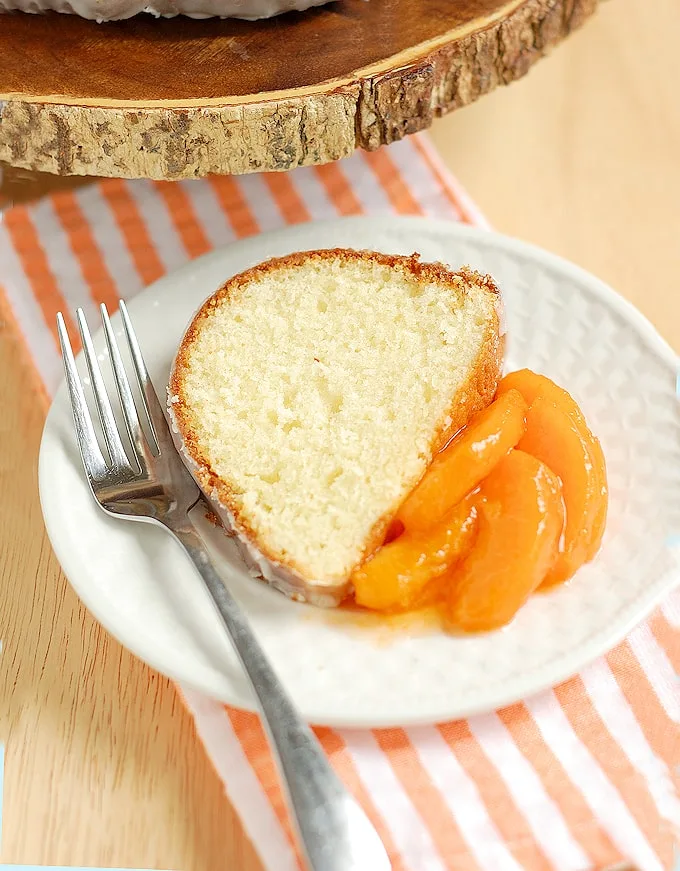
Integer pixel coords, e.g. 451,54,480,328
1,0,678,867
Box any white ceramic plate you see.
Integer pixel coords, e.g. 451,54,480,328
39,216,680,727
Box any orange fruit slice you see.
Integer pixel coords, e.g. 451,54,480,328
352,496,477,612
498,369,608,583
446,450,564,632
518,397,602,587
396,388,527,534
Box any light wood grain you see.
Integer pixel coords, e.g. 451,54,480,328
0,322,262,867
0,0,678,867
431,0,680,352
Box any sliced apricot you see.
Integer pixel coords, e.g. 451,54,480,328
396,388,527,534
498,369,567,408
586,480,608,562
446,450,564,632
584,439,608,561
498,368,608,564
517,396,602,587
352,496,477,612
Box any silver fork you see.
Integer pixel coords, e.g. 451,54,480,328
57,301,391,871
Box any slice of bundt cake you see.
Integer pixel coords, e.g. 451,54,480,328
169,249,503,607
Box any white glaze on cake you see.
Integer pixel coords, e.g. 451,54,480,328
0,0,332,20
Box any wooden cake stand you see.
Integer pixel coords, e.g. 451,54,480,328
0,0,598,180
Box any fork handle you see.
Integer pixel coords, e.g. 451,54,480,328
172,524,390,871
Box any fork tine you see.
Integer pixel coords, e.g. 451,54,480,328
119,300,165,452
57,313,107,478
76,308,133,472
100,304,149,468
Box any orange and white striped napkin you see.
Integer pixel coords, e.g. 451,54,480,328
1,134,678,871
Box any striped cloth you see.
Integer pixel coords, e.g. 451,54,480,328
1,134,678,871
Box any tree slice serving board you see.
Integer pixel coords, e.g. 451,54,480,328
0,0,598,179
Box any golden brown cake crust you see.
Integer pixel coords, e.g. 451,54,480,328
169,249,503,606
